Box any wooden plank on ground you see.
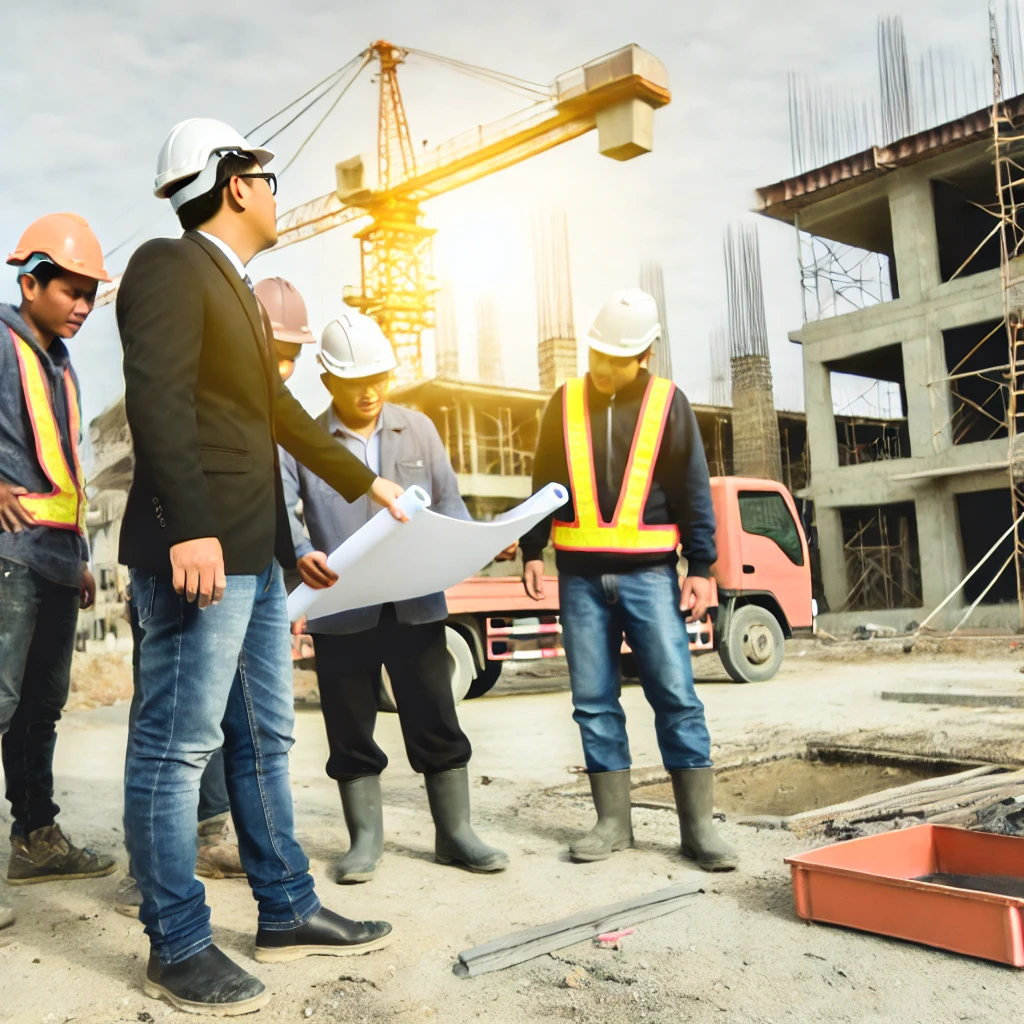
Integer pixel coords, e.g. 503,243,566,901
453,881,703,978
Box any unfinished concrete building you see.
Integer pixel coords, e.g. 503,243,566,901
640,260,673,380
756,98,1024,629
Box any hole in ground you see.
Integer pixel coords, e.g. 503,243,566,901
630,746,988,818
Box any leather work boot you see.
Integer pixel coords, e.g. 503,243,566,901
569,769,634,863
669,767,739,872
334,776,384,884
0,900,14,931
144,944,269,1016
424,768,509,873
7,824,117,884
113,873,143,918
195,813,246,880
254,906,392,963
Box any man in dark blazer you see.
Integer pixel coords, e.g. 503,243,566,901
117,118,405,1016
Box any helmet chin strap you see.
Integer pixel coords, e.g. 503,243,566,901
169,148,245,212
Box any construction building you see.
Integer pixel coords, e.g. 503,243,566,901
756,99,1024,629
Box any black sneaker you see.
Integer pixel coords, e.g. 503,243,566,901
144,945,269,1016
254,907,392,963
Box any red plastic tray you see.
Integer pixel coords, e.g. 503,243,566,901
785,824,1024,965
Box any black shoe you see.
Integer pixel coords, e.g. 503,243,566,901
143,945,268,1016
254,906,393,963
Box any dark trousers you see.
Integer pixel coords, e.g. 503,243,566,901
0,557,79,837
128,598,230,823
311,606,472,778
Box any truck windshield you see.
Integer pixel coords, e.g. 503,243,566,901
738,491,804,566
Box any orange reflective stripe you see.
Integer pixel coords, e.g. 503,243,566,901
9,328,87,534
553,376,680,554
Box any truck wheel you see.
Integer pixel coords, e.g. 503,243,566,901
379,626,475,711
465,658,502,699
719,604,785,683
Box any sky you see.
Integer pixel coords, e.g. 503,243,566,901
0,0,998,459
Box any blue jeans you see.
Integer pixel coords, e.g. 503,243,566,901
560,565,712,774
0,556,79,836
124,560,320,964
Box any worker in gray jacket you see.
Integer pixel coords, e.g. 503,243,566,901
281,311,509,883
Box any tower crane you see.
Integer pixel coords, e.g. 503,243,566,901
274,41,670,381
98,42,670,384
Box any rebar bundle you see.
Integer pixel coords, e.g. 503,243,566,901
724,225,770,361
640,261,673,380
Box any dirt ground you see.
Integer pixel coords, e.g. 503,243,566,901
5,642,1024,1024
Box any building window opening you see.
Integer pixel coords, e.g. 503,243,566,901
942,319,1008,444
827,344,910,463
839,502,921,611
932,168,1005,283
956,489,1018,606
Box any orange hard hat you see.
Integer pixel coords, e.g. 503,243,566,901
253,277,313,344
7,212,111,283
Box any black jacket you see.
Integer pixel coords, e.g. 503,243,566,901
521,370,717,578
116,231,376,575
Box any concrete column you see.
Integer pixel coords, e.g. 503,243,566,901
913,488,965,614
803,358,839,473
816,506,848,611
902,327,952,458
888,169,941,304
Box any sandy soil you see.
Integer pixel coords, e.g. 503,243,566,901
4,644,1024,1023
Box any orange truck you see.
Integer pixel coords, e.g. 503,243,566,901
293,477,814,703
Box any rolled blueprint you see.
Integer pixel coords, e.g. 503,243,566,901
287,482,568,623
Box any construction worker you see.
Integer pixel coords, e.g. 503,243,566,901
281,312,509,883
117,118,404,1015
0,214,117,927
254,276,315,384
521,288,738,873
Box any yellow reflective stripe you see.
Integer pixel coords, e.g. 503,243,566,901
10,329,86,533
553,375,680,553
560,378,600,532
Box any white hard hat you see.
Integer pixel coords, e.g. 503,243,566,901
586,288,661,358
155,118,275,212
317,312,398,379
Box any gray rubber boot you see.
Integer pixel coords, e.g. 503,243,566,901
424,768,509,872
334,775,384,884
568,770,634,863
669,768,739,872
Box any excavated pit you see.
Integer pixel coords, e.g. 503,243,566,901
628,745,986,817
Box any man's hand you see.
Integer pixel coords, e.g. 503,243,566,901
297,551,339,591
170,537,226,608
680,575,712,623
79,566,96,610
0,483,37,533
369,477,408,522
523,559,545,601
493,540,518,562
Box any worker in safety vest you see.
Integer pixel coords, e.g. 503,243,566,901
281,312,511,883
0,214,117,927
521,289,738,872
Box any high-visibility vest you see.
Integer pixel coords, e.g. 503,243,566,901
8,328,87,535
552,375,680,554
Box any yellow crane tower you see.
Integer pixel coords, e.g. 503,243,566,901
274,41,671,382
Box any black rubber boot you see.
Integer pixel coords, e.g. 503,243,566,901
669,767,739,872
569,769,634,862
254,907,392,963
334,776,384,884
424,768,509,872
144,944,268,1016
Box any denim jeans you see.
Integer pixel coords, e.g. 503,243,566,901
0,556,79,836
124,560,320,964
127,600,231,824
559,565,712,774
